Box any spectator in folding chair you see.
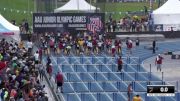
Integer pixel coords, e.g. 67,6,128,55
55,72,64,93
127,83,133,101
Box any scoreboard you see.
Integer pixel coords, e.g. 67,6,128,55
147,85,175,96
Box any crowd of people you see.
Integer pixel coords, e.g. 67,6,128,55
0,31,143,101
11,19,30,35
38,31,137,57
19,19,29,34
106,15,149,32
0,38,48,101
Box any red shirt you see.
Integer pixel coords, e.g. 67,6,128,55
47,66,52,74
93,40,97,46
56,73,63,83
0,61,7,70
118,59,122,65
112,48,116,53
49,40,54,47
156,56,163,64
128,42,133,49
115,40,118,46
58,42,63,49
39,48,42,56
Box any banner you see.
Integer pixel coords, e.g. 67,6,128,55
163,24,180,31
154,24,163,32
33,13,105,34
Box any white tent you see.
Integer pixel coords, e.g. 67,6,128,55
54,0,99,12
0,14,20,42
153,0,180,25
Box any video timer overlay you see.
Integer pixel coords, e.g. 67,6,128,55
147,85,175,93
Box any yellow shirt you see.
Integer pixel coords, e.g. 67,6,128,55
78,40,84,46
88,36,91,41
15,70,19,76
19,41,24,49
133,96,142,101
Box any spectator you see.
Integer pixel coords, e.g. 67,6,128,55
0,39,49,101
46,56,51,66
18,40,24,49
111,45,116,57
34,51,39,65
0,53,3,61
39,61,45,81
155,54,163,72
39,47,43,62
97,40,103,54
55,72,64,93
66,45,71,55
147,81,152,85
135,38,140,46
152,40,156,53
0,60,7,71
49,37,55,54
112,20,117,32
46,63,53,80
117,56,123,72
127,39,133,55
127,83,133,101
27,39,33,54
115,40,122,55
133,94,142,101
